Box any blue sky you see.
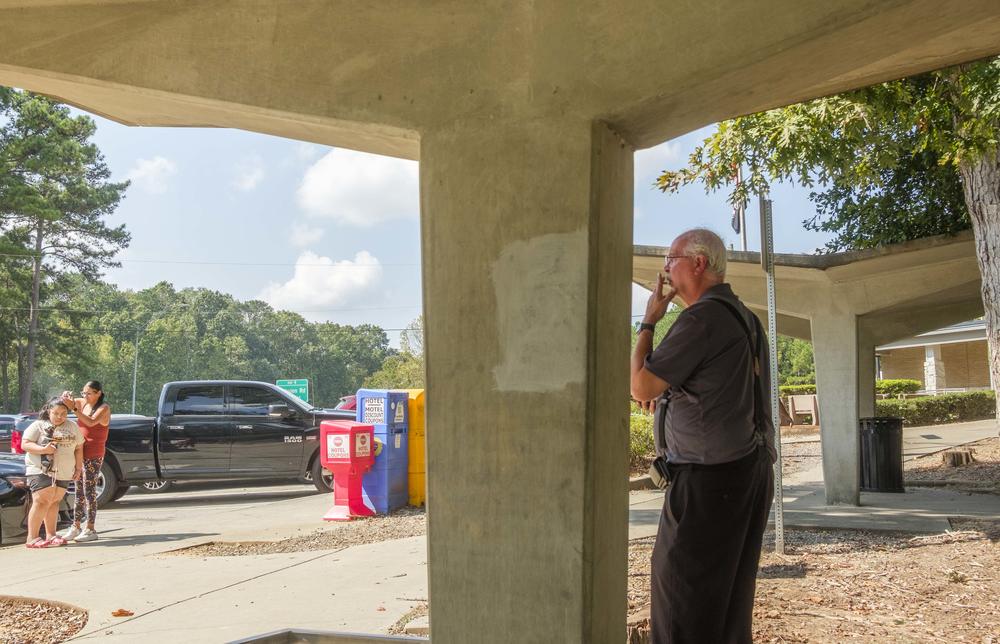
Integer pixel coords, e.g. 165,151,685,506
81,113,835,342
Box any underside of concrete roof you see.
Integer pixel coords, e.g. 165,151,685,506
0,1,998,156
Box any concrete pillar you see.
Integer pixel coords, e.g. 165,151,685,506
857,319,879,419
924,345,946,391
811,310,860,505
420,118,633,643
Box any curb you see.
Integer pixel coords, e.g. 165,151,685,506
629,475,656,491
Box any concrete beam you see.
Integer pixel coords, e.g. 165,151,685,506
421,119,632,642
1,2,998,158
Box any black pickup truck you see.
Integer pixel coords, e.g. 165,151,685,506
38,380,354,507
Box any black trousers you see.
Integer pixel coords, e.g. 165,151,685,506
650,444,774,644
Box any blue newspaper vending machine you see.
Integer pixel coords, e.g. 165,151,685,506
355,389,409,513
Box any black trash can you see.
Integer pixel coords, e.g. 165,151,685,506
859,416,905,493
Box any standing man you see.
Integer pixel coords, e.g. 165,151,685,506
630,228,776,643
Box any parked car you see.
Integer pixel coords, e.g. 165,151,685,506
11,413,39,454
0,415,15,453
334,394,357,411
11,381,354,508
0,453,73,545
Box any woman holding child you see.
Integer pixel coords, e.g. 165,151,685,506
59,380,111,543
20,397,84,548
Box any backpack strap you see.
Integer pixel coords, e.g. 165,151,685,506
705,296,767,446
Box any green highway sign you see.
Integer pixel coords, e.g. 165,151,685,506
276,378,309,402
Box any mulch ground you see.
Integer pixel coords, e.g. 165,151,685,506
905,437,1000,492
0,596,88,644
166,506,426,557
628,524,1000,642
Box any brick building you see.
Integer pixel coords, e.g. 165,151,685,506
877,320,993,392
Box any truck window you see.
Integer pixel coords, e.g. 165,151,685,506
228,385,287,416
173,385,226,415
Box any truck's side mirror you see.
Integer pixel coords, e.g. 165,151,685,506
268,403,292,418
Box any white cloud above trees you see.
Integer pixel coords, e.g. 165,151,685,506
296,149,418,227
258,250,382,318
126,156,177,194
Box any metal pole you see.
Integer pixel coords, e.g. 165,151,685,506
131,326,140,415
738,166,748,251
759,195,785,554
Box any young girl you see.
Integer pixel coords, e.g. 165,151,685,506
21,397,84,548
60,380,111,542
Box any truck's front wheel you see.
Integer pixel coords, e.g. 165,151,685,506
94,461,120,509
309,456,334,493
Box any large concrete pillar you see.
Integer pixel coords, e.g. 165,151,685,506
857,320,879,419
812,310,860,505
420,119,633,643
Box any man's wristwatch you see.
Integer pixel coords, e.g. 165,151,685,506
639,322,656,334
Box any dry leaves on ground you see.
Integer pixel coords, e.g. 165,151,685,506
167,506,426,557
0,597,88,644
628,524,1000,642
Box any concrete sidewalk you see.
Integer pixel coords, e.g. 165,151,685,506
629,483,1000,539
1,484,428,643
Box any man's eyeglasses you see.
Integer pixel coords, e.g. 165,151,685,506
663,254,694,267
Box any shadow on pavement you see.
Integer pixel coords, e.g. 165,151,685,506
69,532,217,547
109,489,317,511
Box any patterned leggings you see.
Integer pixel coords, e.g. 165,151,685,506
74,457,103,526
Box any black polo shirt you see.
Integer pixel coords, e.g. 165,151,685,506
645,283,777,465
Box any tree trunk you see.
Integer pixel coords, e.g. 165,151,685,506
15,341,25,409
0,344,9,411
19,220,44,413
941,449,975,467
958,148,1000,437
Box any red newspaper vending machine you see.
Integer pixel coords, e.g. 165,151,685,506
320,420,376,521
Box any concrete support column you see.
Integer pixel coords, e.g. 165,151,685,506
857,320,878,419
420,118,633,642
924,345,946,391
811,310,860,505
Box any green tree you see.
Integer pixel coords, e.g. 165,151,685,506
657,56,1000,425
364,316,424,389
776,336,815,385
0,88,129,411
806,137,969,251
317,322,391,397
630,305,682,350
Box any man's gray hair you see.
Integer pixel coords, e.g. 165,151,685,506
681,228,727,277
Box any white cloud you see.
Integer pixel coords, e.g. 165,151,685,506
295,142,321,161
258,250,383,317
296,148,418,226
634,141,682,188
126,156,177,194
232,154,265,191
289,222,325,247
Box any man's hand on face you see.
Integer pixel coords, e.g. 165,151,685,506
644,272,676,325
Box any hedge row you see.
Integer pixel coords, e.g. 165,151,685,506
780,379,924,397
780,384,816,396
875,379,922,395
630,413,655,468
875,390,996,426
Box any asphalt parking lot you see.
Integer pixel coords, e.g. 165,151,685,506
2,481,429,642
